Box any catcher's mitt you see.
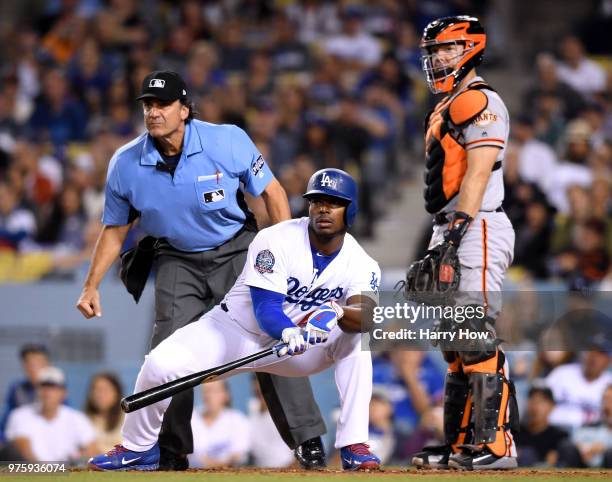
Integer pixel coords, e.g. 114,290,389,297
400,241,461,305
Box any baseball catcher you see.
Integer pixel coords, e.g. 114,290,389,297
403,16,519,471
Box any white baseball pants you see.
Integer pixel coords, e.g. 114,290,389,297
121,306,372,452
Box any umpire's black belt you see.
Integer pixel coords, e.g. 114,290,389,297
434,206,504,226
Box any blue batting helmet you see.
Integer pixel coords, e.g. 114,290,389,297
303,168,358,227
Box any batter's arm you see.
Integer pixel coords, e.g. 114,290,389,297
337,295,377,333
455,146,500,217
261,177,291,224
76,224,131,318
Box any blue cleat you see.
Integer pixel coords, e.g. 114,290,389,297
88,443,159,471
340,443,381,471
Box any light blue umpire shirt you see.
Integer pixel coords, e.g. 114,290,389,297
102,119,273,252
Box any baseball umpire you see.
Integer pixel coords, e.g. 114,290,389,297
404,17,519,470
76,70,327,470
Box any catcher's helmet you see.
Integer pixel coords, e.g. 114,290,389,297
303,168,358,227
420,15,486,94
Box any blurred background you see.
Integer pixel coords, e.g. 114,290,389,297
0,0,610,469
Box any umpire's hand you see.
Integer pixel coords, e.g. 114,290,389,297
76,286,102,318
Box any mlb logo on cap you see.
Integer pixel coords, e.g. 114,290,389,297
149,79,166,88
137,71,188,102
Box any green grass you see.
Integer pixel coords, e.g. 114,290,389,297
2,468,611,482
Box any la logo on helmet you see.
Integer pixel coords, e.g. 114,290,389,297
320,173,337,189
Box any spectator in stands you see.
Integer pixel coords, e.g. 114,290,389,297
580,102,610,150
402,404,444,462
590,177,612,256
307,54,342,107
551,184,592,255
0,344,49,442
502,141,532,228
395,21,422,76
0,86,19,155
177,0,214,42
217,18,250,73
245,51,276,109
558,384,612,468
84,372,124,452
8,140,62,212
368,391,395,465
0,181,36,251
38,0,86,65
27,68,87,149
323,7,382,73
286,0,340,46
247,377,294,468
189,381,250,468
515,385,569,467
372,351,444,436
157,26,194,74
270,13,313,73
546,348,611,429
513,193,554,279
591,142,612,177
552,218,610,284
556,35,607,98
94,0,147,55
328,93,388,236
67,36,112,117
532,91,567,148
36,184,87,255
298,115,335,170
270,84,306,169
185,42,225,101
545,119,594,214
530,346,576,381
4,366,96,462
512,113,558,195
524,53,586,121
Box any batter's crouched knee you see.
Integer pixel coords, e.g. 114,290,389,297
140,347,187,388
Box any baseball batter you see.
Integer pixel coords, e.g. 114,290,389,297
88,169,382,471
406,16,519,470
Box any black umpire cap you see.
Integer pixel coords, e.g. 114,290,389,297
136,70,188,102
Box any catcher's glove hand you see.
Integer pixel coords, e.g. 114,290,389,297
401,241,461,304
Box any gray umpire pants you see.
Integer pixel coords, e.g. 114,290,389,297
151,228,326,455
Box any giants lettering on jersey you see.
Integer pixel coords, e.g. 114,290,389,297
285,277,343,310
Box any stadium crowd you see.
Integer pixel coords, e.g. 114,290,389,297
0,0,610,470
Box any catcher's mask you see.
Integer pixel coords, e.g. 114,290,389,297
420,15,486,94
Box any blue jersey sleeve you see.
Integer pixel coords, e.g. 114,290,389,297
230,126,273,196
249,286,295,339
102,154,131,225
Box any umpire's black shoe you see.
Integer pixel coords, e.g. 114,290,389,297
157,448,189,471
294,436,326,470
411,444,451,469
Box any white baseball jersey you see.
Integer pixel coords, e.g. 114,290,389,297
6,403,96,461
120,217,379,452
222,217,381,338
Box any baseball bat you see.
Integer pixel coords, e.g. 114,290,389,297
121,343,286,413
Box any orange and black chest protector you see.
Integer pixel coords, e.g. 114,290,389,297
423,82,499,214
